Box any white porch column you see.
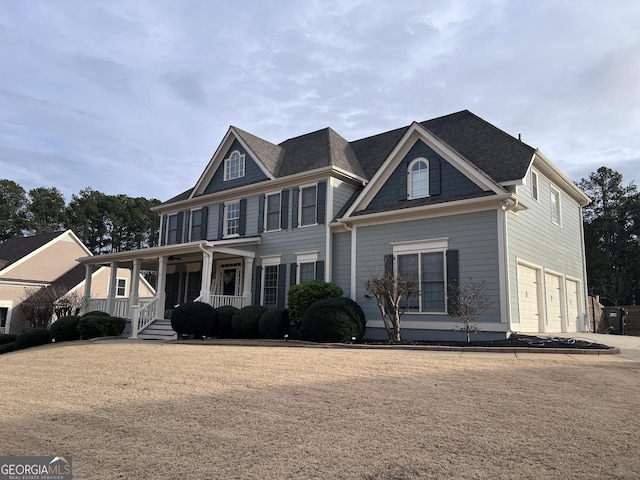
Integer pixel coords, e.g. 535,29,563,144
105,261,118,315
199,247,213,302
128,259,141,315
83,264,93,313
156,256,167,318
243,256,254,306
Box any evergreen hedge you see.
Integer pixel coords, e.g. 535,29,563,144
301,297,365,343
171,302,216,338
231,306,267,338
258,308,290,339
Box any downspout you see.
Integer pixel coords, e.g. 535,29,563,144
500,196,519,337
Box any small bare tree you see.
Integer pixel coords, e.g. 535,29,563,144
448,278,490,342
364,271,419,342
19,285,81,329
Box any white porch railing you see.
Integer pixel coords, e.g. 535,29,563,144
85,298,107,314
131,297,160,338
208,295,246,309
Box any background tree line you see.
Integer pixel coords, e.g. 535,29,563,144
0,179,161,254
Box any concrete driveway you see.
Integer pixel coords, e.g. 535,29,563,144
553,332,640,362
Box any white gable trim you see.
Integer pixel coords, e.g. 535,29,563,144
191,127,276,198
344,122,505,217
531,150,590,206
0,230,91,279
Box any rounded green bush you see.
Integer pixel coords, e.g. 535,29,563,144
258,308,290,339
213,306,238,338
81,310,111,318
288,280,343,327
171,302,216,338
231,306,267,338
50,315,81,342
0,334,18,345
0,342,17,355
320,296,367,338
15,328,52,350
77,315,110,339
301,297,365,343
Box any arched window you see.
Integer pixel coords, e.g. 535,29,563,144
408,158,429,199
224,150,245,181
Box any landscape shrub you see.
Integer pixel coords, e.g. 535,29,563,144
320,297,367,338
213,306,238,338
258,308,290,339
77,315,110,339
232,306,267,338
0,334,18,345
301,297,365,343
81,310,111,318
49,315,81,342
104,317,126,336
171,302,216,338
0,342,17,355
15,328,52,350
287,280,343,327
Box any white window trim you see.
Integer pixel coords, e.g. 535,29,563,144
0,301,13,334
531,170,539,202
260,255,282,306
550,186,562,227
295,251,319,284
392,238,449,314
224,200,241,238
299,183,318,227
407,157,430,200
116,278,127,297
264,191,282,232
224,150,246,181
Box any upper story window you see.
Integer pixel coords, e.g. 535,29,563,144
531,171,539,201
190,209,203,241
116,278,127,297
224,151,245,181
167,214,179,244
225,201,241,236
408,158,429,199
300,185,317,226
551,188,561,226
266,193,281,231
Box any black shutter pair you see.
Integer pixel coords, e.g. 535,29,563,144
258,191,289,233
291,181,327,228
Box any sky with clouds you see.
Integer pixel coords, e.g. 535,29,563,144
1,0,639,203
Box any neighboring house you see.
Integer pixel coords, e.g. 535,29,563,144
78,110,590,340
0,230,155,335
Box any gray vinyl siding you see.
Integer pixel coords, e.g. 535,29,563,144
332,180,359,220
355,209,502,327
507,170,587,324
367,139,484,210
205,204,218,240
203,140,269,194
331,231,352,297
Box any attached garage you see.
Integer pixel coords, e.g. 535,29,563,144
544,273,563,332
566,279,580,332
517,263,540,332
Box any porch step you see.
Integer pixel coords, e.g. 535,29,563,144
138,319,177,341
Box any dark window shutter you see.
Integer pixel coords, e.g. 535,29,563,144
254,265,263,306
317,181,327,224
161,214,168,246
277,264,287,308
384,254,394,276
400,163,408,201
176,211,184,243
200,206,209,240
446,249,459,313
258,195,265,233
290,262,297,287
239,199,247,236
315,260,325,281
280,189,289,230
430,158,441,196
291,187,299,228
218,204,225,239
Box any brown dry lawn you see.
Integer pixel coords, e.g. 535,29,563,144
1,342,639,480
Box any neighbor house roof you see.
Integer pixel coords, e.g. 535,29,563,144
0,231,64,271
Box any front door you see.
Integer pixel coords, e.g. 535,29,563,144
218,261,243,296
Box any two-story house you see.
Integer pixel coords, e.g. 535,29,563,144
78,110,590,341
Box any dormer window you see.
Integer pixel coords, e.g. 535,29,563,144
408,158,429,199
224,151,245,181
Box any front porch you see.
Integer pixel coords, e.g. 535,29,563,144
78,239,260,339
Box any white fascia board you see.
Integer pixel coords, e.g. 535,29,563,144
533,150,591,206
343,122,505,218
340,193,513,228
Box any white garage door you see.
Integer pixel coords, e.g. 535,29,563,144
517,264,540,332
545,273,562,332
566,279,580,332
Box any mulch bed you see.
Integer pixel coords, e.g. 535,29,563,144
361,334,613,350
